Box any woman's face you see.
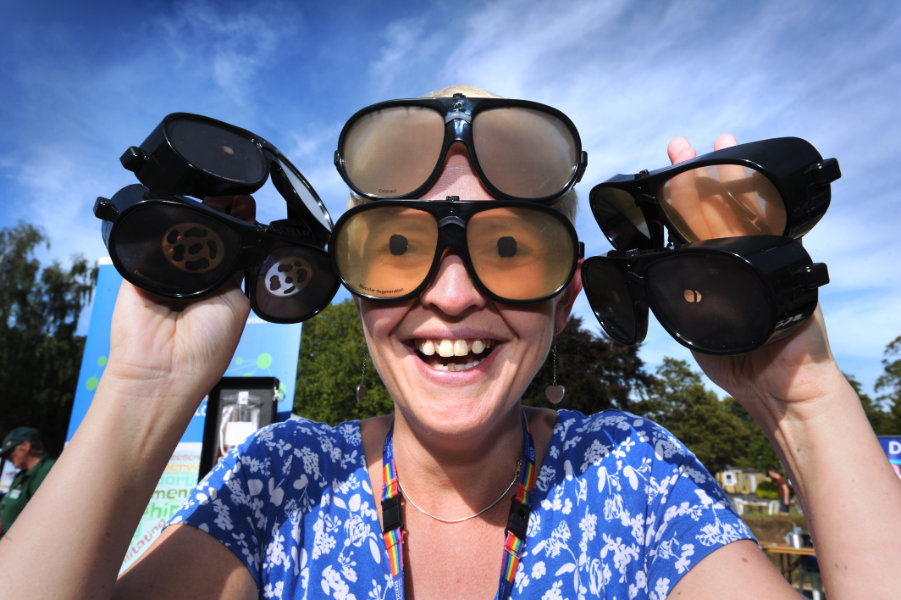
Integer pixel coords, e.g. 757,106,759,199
356,144,581,439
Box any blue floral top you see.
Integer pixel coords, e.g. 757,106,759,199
169,409,753,599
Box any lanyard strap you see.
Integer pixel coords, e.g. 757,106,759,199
380,412,536,600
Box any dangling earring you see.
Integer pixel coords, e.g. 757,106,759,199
356,353,367,403
545,344,565,405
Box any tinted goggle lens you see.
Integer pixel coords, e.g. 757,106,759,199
109,202,242,296
580,260,641,345
339,104,580,201
166,117,268,184
250,243,338,323
593,165,787,249
332,203,577,302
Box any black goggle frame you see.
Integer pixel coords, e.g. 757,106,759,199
334,93,588,203
94,184,338,323
120,112,333,246
330,197,584,304
581,235,829,355
590,137,840,250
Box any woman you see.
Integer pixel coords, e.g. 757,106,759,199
0,85,898,599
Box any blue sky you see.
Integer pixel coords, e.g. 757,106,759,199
2,0,900,400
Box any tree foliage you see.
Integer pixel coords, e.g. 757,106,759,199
0,223,96,456
872,336,901,434
294,299,392,424
522,316,656,413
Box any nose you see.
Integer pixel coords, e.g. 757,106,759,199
418,249,487,315
422,143,494,201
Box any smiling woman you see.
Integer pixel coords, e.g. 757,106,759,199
0,83,899,600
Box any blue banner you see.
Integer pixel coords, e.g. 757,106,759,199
68,260,303,442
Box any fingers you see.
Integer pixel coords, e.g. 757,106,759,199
667,136,696,165
202,195,257,223
714,134,738,151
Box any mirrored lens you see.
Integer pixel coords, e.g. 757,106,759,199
334,206,439,299
591,186,655,249
581,260,639,344
660,165,787,241
467,207,574,300
110,203,241,296
342,106,444,198
646,253,772,353
251,244,337,322
167,118,267,184
473,107,577,199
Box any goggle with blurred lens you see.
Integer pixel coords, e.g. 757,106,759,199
334,93,588,203
120,112,334,246
580,235,828,355
330,197,583,303
94,184,339,323
590,137,840,250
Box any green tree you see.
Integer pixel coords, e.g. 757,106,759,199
637,358,753,473
523,316,656,414
0,223,96,456
874,336,901,434
294,299,392,424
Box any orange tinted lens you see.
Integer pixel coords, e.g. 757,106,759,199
659,165,786,241
467,207,574,300
342,106,444,198
473,107,576,199
334,206,438,298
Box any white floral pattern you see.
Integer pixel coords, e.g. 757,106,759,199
170,410,753,599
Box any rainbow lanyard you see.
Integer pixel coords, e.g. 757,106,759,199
380,412,537,600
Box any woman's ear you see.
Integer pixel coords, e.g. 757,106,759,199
553,259,583,335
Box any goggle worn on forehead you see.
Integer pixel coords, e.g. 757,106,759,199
590,137,840,251
330,197,583,304
94,184,339,324
334,94,588,203
581,235,828,355
120,112,334,246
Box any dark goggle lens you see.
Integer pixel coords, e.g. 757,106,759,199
250,244,337,322
166,118,267,184
333,205,574,301
472,107,578,200
592,186,657,250
581,260,639,344
341,106,445,198
109,203,241,296
646,253,772,353
659,165,787,241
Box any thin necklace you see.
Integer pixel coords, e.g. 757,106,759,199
396,458,522,524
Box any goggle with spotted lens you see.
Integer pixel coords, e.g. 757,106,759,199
581,235,828,355
94,184,338,323
330,197,583,304
334,93,588,203
590,137,840,250
119,112,333,246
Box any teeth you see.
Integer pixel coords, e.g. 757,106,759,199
416,338,492,359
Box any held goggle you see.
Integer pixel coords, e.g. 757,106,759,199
330,197,583,304
120,112,333,246
590,137,840,250
94,184,339,323
581,235,829,355
334,93,588,203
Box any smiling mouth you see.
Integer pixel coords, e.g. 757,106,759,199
414,338,495,372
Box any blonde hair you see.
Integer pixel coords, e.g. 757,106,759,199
345,84,579,225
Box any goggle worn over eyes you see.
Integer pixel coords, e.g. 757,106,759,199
581,235,829,355
590,137,840,250
334,93,588,203
330,197,583,304
120,112,334,246
95,184,339,323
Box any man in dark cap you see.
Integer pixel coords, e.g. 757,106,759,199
0,427,55,537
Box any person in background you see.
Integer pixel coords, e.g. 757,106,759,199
768,468,795,513
0,427,55,537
